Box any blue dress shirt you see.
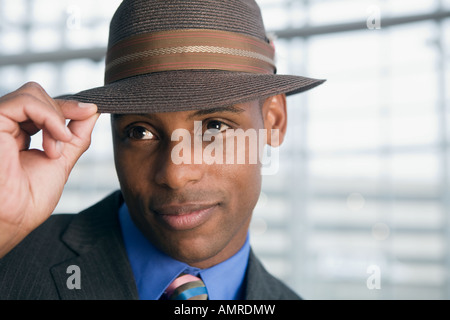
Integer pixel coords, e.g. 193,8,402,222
118,203,250,300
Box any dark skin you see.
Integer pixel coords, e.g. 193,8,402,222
111,94,287,269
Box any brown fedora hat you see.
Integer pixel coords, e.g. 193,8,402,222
60,0,325,114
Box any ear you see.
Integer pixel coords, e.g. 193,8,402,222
262,94,287,147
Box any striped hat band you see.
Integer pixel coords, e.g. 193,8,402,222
105,29,276,84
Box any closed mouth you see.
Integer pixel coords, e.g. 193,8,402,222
152,203,220,231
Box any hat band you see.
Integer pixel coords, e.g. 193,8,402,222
104,29,276,84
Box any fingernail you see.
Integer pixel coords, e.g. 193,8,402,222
78,102,97,109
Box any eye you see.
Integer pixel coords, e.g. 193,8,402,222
127,125,155,140
206,120,230,132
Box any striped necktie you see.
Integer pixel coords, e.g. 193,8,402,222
164,273,208,300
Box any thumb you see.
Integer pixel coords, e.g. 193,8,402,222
59,113,100,175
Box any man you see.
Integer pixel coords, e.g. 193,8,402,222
0,0,324,300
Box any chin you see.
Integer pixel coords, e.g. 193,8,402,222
160,232,227,267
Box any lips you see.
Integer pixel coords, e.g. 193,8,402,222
152,203,219,231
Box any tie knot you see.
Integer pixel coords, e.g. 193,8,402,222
164,273,208,300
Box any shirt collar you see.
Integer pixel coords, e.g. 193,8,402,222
118,203,250,300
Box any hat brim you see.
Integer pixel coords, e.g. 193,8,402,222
58,70,325,114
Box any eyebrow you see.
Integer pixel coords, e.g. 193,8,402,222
111,105,245,121
187,105,245,120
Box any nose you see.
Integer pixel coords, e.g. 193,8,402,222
154,140,204,190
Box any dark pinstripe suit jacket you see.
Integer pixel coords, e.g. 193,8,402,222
0,191,300,300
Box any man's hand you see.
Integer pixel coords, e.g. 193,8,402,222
0,82,99,258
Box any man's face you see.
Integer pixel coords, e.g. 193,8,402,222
111,97,286,268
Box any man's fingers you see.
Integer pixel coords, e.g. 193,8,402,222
42,129,63,159
56,99,98,121
67,112,100,143
0,93,72,143
0,83,98,150
38,101,98,160
60,113,100,171
0,82,99,165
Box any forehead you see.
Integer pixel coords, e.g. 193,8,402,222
111,101,264,123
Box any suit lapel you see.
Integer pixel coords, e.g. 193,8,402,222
244,250,273,299
244,250,300,300
50,191,139,300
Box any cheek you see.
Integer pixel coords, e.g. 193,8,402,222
112,141,153,200
218,162,262,221
113,145,134,187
